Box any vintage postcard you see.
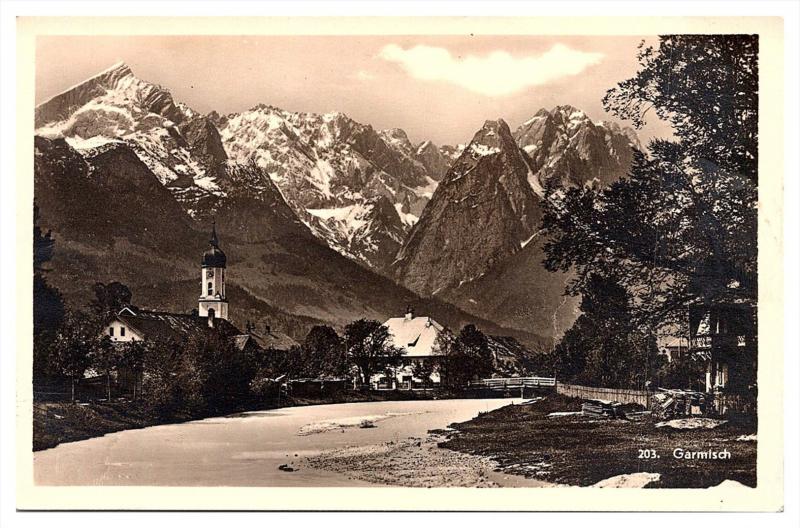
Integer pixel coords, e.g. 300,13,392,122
12,14,786,511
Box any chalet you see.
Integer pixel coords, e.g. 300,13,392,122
377,307,446,388
689,299,756,394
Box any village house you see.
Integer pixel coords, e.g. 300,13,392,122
657,333,690,363
376,307,446,388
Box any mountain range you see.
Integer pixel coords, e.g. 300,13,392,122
34,62,640,346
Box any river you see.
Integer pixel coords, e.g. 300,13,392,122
34,398,521,486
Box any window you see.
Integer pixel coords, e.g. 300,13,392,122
120,327,126,337
109,327,114,337
207,281,213,296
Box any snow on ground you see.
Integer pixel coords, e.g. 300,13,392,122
736,434,757,442
709,480,751,489
521,229,544,248
306,204,369,238
592,472,661,488
64,135,121,150
470,143,501,157
655,418,728,430
412,175,440,200
394,203,419,226
522,115,545,127
521,148,546,198
297,411,425,436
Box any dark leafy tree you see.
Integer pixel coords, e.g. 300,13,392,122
547,275,662,388
603,35,758,183
141,336,197,416
655,354,707,391
33,203,64,380
90,282,134,319
118,339,146,400
544,35,758,333
302,325,347,378
344,319,403,386
186,331,258,411
50,310,98,402
437,325,494,389
411,359,435,387
90,335,122,401
458,325,494,380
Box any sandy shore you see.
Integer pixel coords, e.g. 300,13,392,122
304,433,558,488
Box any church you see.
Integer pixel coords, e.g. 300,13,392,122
102,224,296,352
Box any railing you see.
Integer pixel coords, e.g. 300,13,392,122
468,377,557,390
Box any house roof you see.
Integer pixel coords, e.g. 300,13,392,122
115,309,242,343
247,329,298,351
383,315,445,358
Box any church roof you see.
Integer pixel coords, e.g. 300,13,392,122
383,315,445,358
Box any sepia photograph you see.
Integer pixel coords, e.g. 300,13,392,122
4,10,793,514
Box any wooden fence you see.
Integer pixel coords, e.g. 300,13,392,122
468,377,557,391
555,382,653,408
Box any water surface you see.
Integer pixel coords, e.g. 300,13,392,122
34,398,519,486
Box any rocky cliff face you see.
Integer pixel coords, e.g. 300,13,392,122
35,62,194,128
34,62,229,216
514,105,640,190
393,119,542,296
414,140,450,181
393,108,640,341
178,116,229,172
214,104,452,272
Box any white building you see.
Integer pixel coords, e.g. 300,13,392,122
376,308,446,388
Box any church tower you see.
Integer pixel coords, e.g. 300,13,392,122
198,222,228,320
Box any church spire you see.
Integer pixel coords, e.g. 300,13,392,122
210,220,219,247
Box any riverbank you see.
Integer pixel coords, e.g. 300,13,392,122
304,433,554,487
437,394,757,488
33,389,461,451
34,398,518,486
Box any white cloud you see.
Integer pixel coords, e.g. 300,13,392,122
379,43,604,97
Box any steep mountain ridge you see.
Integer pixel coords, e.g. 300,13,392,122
514,105,640,190
214,104,450,272
393,108,640,340
34,64,452,273
393,119,542,296
34,62,230,216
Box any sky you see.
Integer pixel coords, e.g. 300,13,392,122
35,35,673,147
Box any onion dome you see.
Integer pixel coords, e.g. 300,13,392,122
202,222,227,268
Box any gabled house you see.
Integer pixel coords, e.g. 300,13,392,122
104,306,244,345
377,307,446,387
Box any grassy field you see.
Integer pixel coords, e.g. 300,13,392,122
439,394,757,488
